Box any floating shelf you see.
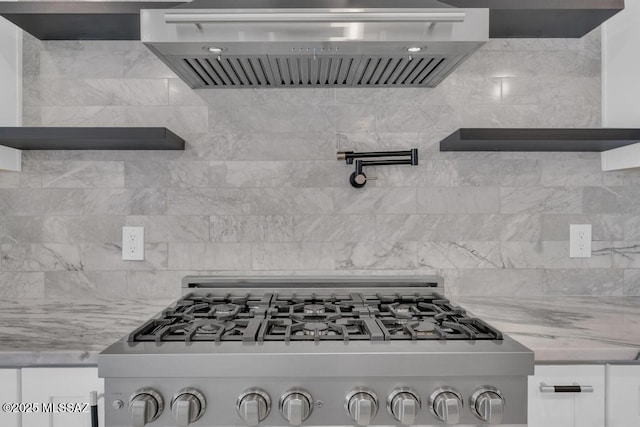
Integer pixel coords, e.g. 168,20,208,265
0,1,183,40
0,0,624,41
440,129,640,152
442,0,623,38
0,127,185,150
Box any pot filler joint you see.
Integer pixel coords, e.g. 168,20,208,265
337,148,418,188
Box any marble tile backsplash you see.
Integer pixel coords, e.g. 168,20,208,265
3,29,639,300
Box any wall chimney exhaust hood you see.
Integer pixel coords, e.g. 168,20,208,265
140,0,489,88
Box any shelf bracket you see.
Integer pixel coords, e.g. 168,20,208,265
0,144,21,172
601,142,640,171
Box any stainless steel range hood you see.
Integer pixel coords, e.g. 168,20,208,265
141,0,488,89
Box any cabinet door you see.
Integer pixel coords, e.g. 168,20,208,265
0,4,21,127
21,367,104,427
606,364,640,427
528,365,605,427
0,369,20,427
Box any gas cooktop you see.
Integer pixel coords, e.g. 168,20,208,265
129,291,503,343
99,276,534,427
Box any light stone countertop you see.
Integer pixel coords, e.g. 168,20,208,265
0,296,638,367
0,298,171,367
457,296,640,362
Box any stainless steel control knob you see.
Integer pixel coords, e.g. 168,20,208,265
129,388,164,427
237,389,271,427
471,387,504,425
346,389,378,427
171,388,206,427
388,389,421,426
279,389,313,426
429,388,463,425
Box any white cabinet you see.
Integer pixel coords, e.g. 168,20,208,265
0,369,21,427
606,364,640,427
528,364,640,427
0,8,22,172
0,8,21,127
21,368,104,427
528,365,605,427
0,144,21,172
602,0,640,127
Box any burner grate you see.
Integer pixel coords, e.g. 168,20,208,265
128,291,503,343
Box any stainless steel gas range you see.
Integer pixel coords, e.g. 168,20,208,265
98,276,534,427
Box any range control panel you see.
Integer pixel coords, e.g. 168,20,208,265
105,376,527,426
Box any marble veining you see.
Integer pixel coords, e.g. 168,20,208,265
5,27,640,302
0,297,638,367
0,298,170,366
457,296,640,361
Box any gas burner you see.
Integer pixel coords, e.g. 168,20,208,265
214,304,235,313
304,304,325,315
386,303,414,319
413,321,436,334
213,304,238,316
184,320,243,342
395,304,412,314
384,321,440,340
302,322,329,336
194,320,235,334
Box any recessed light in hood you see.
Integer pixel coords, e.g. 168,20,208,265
140,0,489,89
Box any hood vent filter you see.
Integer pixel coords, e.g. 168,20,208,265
172,54,464,88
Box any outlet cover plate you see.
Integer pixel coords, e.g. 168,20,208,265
122,226,144,261
570,224,592,258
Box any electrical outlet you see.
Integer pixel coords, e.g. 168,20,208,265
570,224,592,258
122,227,144,261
